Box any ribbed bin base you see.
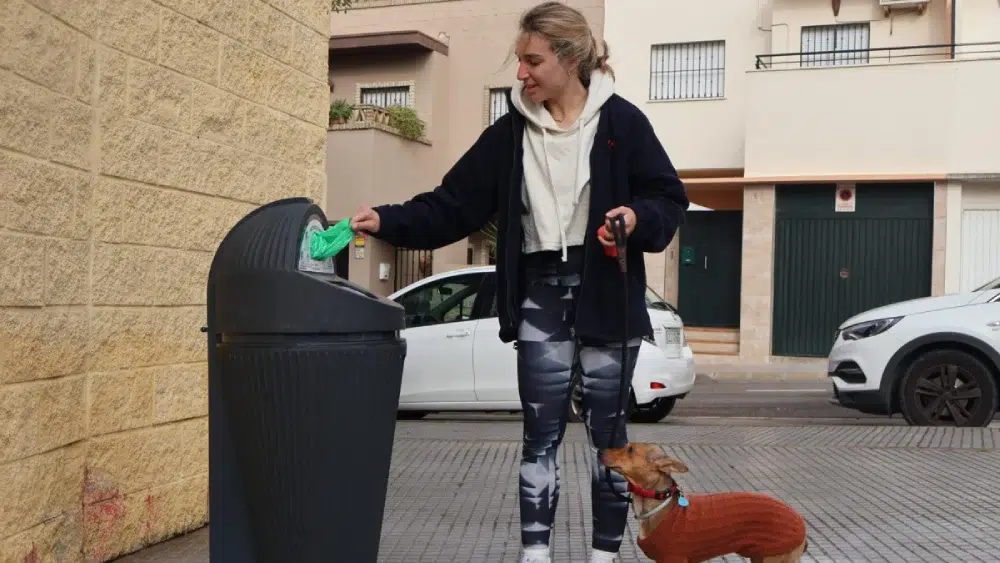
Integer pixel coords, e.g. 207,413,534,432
217,337,406,563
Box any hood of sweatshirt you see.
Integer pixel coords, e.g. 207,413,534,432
510,69,615,135
509,70,616,260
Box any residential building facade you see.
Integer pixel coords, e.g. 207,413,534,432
328,0,999,364
605,0,1000,363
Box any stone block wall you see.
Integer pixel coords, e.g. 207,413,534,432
0,0,330,560
738,185,776,361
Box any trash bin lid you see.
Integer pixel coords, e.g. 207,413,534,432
208,198,404,335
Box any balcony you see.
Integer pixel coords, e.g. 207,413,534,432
326,103,439,225
744,42,1000,179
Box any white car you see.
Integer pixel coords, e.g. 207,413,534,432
829,275,1000,427
388,266,696,423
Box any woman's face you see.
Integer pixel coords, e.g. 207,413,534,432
515,32,576,104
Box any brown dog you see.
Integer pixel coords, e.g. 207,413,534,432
601,443,808,563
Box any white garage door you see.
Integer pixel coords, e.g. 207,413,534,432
960,209,1000,291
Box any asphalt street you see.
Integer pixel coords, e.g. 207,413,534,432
419,375,905,425
669,375,886,422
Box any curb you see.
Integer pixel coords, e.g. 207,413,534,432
695,367,829,382
698,372,829,382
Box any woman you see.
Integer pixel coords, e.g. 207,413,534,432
350,3,689,561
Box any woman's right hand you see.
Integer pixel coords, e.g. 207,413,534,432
350,207,380,234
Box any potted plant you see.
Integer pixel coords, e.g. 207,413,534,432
329,99,353,125
385,105,426,140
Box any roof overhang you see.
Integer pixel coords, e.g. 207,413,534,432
680,171,948,188
329,30,449,57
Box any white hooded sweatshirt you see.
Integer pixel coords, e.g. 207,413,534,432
510,69,616,261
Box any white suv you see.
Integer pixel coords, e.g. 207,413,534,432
829,276,1000,427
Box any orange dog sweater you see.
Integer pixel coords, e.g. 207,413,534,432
636,492,807,563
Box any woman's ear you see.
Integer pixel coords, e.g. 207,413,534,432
562,56,581,77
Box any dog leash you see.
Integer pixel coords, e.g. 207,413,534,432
575,214,632,535
603,214,632,504
631,496,672,521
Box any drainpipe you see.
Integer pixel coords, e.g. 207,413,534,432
756,0,773,31
950,0,957,59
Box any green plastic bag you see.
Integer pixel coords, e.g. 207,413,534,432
309,218,354,260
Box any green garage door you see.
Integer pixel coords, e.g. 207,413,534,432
772,183,933,357
677,211,743,328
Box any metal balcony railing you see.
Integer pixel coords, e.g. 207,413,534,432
754,41,1000,70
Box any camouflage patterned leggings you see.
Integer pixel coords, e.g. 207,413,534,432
516,251,640,554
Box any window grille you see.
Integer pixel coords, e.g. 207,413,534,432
801,23,870,67
361,85,412,107
649,40,725,100
488,87,511,125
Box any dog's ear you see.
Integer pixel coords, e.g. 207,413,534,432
654,456,689,475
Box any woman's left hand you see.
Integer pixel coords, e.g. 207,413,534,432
598,206,637,248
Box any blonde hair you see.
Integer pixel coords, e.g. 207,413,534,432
516,1,614,85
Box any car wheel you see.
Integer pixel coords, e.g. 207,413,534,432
568,377,585,423
628,397,676,424
567,377,640,424
898,349,998,427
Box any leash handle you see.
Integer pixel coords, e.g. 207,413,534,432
598,214,628,272
608,214,627,273
597,225,616,257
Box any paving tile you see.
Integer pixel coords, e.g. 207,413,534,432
113,421,1000,562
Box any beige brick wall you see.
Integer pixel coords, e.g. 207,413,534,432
0,0,329,560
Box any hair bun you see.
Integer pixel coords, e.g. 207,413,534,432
597,40,614,77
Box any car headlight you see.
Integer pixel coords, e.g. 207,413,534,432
840,317,902,341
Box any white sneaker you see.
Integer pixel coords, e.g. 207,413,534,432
521,545,551,563
589,548,618,562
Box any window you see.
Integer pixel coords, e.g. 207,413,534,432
488,279,499,317
649,40,725,101
360,85,412,107
800,23,870,67
487,87,511,126
395,274,484,328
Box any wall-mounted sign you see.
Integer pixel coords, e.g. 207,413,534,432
835,184,856,213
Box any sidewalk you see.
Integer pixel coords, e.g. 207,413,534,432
695,360,828,381
115,420,1000,562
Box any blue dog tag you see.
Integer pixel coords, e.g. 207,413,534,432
677,496,689,508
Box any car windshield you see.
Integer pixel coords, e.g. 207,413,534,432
644,286,677,313
973,275,1000,292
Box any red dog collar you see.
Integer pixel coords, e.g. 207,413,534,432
627,482,679,500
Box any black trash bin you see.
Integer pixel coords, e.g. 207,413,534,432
206,198,406,563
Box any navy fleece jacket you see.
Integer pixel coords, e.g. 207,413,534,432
372,91,689,344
